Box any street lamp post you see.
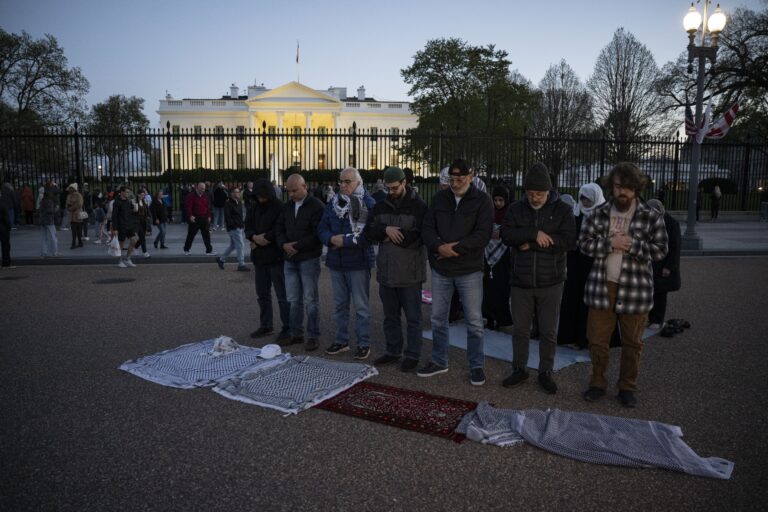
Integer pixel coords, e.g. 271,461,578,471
682,1,727,250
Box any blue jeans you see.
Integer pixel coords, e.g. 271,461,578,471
40,225,58,255
430,270,485,369
220,228,244,266
284,257,321,339
213,207,224,227
330,269,371,348
153,222,166,246
254,262,290,331
379,283,422,360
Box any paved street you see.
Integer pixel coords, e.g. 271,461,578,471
1,255,767,511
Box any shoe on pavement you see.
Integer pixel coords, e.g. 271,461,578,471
374,354,401,366
325,343,349,355
470,368,486,386
537,370,558,394
417,362,448,377
160,245,168,249
305,338,319,351
216,258,225,270
250,327,274,338
280,336,304,347
353,346,370,360
206,251,217,256
617,390,637,408
502,367,529,388
237,266,251,272
94,240,102,244
184,251,191,256
648,323,662,329
275,330,291,343
400,358,419,372
143,252,151,258
125,259,136,268
117,260,127,268
583,387,606,402
83,237,89,241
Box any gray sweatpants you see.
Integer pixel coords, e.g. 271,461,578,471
511,282,564,372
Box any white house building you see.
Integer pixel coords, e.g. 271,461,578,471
157,81,418,172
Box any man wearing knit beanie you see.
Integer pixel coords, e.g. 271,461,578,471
500,162,576,394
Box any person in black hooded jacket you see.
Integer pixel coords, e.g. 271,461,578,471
245,179,290,342
500,162,576,394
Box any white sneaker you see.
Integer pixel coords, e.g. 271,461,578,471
648,323,662,330
83,237,90,241
144,252,151,258
206,251,217,256
125,259,136,268
117,260,127,268
94,240,101,244
184,251,191,255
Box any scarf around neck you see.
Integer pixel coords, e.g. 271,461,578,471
331,183,368,241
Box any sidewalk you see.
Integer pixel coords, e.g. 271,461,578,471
4,214,768,266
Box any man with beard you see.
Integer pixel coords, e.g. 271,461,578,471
578,162,668,408
421,158,493,385
364,167,428,371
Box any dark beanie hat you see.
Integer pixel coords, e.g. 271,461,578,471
524,162,552,191
383,167,405,184
492,184,509,201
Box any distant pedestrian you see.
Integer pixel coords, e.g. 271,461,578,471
151,190,168,249
133,190,151,258
111,186,139,268
183,182,215,256
21,185,34,225
647,199,681,329
39,189,59,257
217,187,249,271
212,182,228,230
65,184,84,249
0,183,17,232
92,201,107,244
0,189,13,268
710,185,721,221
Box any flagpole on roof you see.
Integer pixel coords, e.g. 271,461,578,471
296,40,300,84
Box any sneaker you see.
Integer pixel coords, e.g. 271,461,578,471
154,240,159,249
206,251,217,256
648,323,662,330
160,245,169,249
184,251,191,256
216,258,225,270
83,237,90,241
125,259,136,268
617,390,637,408
143,252,151,258
305,338,319,352
400,358,419,372
250,327,274,339
417,362,448,377
237,265,251,272
502,368,529,388
353,346,370,360
94,240,101,244
470,368,486,386
583,387,606,402
325,343,350,355
275,330,291,343
117,260,127,268
537,371,558,394
374,354,401,366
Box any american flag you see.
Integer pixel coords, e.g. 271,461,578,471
685,104,697,136
685,101,739,141
705,102,740,139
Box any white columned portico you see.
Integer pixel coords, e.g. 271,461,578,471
304,111,312,170
276,111,284,171
332,113,339,169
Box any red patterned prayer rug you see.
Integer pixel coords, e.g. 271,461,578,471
315,382,477,442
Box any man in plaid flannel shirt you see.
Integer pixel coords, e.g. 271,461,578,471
578,162,668,408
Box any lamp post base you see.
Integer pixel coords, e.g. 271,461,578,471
681,233,703,251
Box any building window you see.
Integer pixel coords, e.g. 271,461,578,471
369,127,378,141
318,153,326,170
215,153,224,169
172,125,180,140
236,153,246,170
214,125,224,140
236,125,245,140
173,153,181,169
194,125,202,140
369,153,378,170
194,153,202,168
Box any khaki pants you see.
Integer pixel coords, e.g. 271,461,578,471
586,282,647,392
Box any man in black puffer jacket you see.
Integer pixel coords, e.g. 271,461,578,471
501,162,576,394
245,179,290,342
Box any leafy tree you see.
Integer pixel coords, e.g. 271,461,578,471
88,95,150,178
0,29,89,130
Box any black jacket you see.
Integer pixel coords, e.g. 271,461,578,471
652,212,681,293
501,191,577,289
224,198,244,231
364,186,428,287
150,200,168,223
245,184,284,265
275,195,325,262
213,186,228,208
422,184,493,277
112,197,138,232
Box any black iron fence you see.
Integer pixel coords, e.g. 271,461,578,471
1,125,766,210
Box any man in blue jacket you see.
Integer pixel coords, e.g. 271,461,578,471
421,158,493,385
318,167,376,360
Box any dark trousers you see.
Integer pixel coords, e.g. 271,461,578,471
0,230,10,266
648,291,668,325
511,283,564,372
25,211,34,224
183,217,212,252
379,284,423,360
135,224,147,253
254,262,290,331
70,222,83,247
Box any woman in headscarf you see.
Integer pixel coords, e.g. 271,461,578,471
557,182,606,348
482,184,513,331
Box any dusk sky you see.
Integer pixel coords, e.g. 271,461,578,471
2,0,764,126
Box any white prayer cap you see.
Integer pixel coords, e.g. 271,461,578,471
260,344,282,359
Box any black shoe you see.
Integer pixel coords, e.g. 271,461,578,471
353,346,370,360
250,327,274,339
237,265,251,272
154,240,158,249
275,330,291,343
617,390,637,408
417,362,448,377
400,358,419,372
280,336,304,347
78,242,83,248
502,368,529,388
537,371,558,394
325,343,349,355
70,245,76,250
374,354,401,366
216,258,224,270
470,368,486,386
305,338,319,351
583,387,606,402
160,245,169,249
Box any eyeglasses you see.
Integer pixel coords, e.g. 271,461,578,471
386,182,403,193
